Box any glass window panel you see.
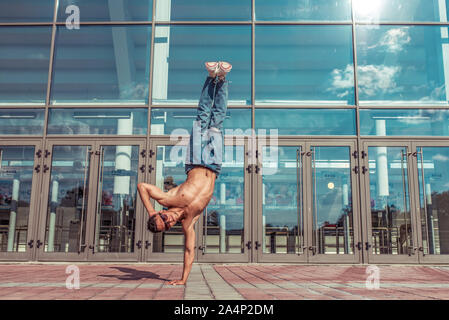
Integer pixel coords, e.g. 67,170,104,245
57,0,153,21
51,26,151,104
156,0,250,21
311,146,354,254
357,26,449,106
45,146,92,252
262,146,305,254
255,0,351,21
0,146,35,252
354,0,449,22
0,27,52,104
95,145,140,253
367,146,413,255
0,0,54,22
360,109,449,136
152,26,251,105
0,109,45,135
150,108,251,135
255,109,356,135
256,25,354,105
417,147,449,255
47,109,147,135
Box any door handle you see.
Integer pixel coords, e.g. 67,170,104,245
34,165,41,173
139,165,145,173
246,241,252,250
365,242,372,251
43,165,50,173
255,241,261,250
356,242,363,251
36,240,43,248
308,246,317,255
27,240,34,248
136,240,142,249
245,165,252,174
145,240,151,249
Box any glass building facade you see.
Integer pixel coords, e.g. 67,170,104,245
1,0,449,264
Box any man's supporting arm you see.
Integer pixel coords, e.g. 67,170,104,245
169,217,197,285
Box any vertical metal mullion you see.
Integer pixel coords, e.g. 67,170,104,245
251,0,256,131
43,0,59,137
351,0,365,263
400,149,411,253
78,146,90,253
147,0,157,138
417,148,430,254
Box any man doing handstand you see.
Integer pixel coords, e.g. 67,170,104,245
137,61,232,285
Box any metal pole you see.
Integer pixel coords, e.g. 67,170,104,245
7,177,20,252
47,179,59,252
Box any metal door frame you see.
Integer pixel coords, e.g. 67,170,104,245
35,139,96,261
0,139,43,261
86,139,146,262
254,138,362,263
360,140,420,264
306,140,362,264
254,139,308,263
411,140,449,264
35,138,146,262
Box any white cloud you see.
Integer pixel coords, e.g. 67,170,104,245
328,64,403,98
433,154,449,162
369,27,411,53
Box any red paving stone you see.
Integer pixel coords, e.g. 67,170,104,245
0,264,448,300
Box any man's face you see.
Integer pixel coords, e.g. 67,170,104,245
155,210,179,232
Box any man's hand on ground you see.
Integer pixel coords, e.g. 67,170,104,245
168,279,186,286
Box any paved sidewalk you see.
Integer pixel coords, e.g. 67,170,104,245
0,263,448,300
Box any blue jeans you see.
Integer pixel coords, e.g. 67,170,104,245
185,77,228,177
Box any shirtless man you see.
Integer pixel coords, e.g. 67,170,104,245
137,61,232,286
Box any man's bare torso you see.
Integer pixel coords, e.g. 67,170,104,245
159,167,216,218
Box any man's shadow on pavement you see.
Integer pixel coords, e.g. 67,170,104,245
99,267,170,281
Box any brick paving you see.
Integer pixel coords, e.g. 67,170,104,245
0,263,448,300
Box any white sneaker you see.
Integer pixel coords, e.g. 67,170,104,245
205,62,219,77
217,61,232,80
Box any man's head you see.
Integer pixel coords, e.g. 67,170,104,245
147,209,183,233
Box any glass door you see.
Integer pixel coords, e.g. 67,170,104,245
307,141,361,263
36,142,95,261
361,141,420,263
255,141,308,263
413,142,449,263
0,141,42,261
87,141,146,261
